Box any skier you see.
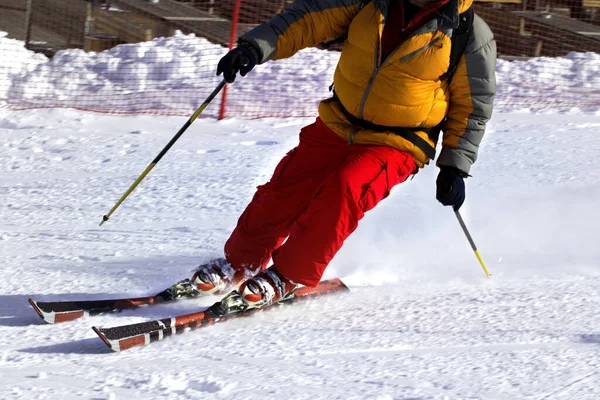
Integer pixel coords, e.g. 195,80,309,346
193,0,496,311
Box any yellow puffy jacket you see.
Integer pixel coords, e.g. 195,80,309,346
241,0,496,173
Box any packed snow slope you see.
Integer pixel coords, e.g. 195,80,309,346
1,107,599,399
1,30,600,400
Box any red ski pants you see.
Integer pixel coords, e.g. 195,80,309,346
224,118,417,287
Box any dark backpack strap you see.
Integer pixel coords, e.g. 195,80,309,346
439,7,474,82
333,93,437,160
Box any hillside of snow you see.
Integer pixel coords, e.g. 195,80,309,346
1,30,599,116
0,30,599,399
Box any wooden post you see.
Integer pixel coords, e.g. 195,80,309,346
520,0,527,34
219,0,242,120
85,3,95,35
25,0,33,48
535,40,543,56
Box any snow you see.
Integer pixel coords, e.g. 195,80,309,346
1,31,599,116
1,31,600,399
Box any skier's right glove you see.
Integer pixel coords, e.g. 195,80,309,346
216,42,259,83
436,167,467,211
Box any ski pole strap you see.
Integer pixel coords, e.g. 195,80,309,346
332,94,438,160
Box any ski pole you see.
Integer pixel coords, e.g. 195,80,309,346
99,79,227,226
454,209,492,277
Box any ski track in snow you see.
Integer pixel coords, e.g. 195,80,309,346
1,108,599,399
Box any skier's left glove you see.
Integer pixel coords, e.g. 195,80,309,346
436,167,467,211
216,42,259,83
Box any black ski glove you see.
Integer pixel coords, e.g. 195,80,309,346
216,43,259,83
436,167,467,211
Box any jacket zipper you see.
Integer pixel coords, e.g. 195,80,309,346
358,20,442,119
359,39,381,119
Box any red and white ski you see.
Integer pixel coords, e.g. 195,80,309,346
93,278,349,352
29,279,200,324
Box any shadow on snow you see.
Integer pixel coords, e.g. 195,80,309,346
580,334,600,344
19,338,111,354
0,255,217,327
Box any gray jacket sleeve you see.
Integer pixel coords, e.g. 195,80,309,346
437,14,497,175
239,0,364,63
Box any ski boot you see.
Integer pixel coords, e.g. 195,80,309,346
238,266,297,309
191,258,250,296
211,266,298,315
210,266,298,316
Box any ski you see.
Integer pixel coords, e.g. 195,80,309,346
29,279,200,324
92,278,348,352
